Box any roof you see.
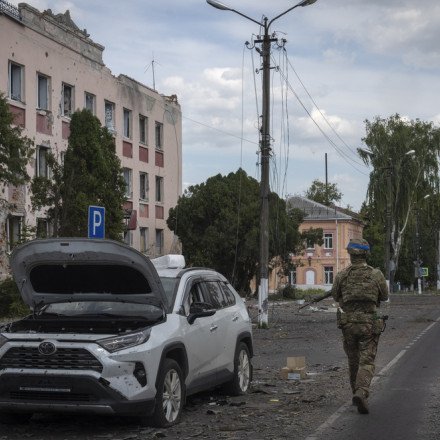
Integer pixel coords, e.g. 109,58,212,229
288,196,362,222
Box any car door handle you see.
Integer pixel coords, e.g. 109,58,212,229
210,325,218,332
232,316,239,322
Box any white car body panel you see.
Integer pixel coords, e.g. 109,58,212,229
0,241,253,422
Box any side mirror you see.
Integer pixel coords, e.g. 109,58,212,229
187,309,215,325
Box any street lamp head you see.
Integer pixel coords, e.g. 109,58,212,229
299,0,318,6
206,0,231,11
405,149,416,156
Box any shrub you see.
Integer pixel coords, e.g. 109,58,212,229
0,277,29,318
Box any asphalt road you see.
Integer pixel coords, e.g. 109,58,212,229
307,310,440,440
1,294,440,440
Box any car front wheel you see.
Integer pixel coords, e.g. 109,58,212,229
224,342,251,395
152,358,184,427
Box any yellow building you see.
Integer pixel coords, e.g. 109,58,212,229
288,196,364,290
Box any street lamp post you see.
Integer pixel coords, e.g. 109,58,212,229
415,193,430,294
385,159,392,291
207,0,318,327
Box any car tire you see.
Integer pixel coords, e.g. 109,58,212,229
152,358,185,427
224,342,251,396
0,412,32,424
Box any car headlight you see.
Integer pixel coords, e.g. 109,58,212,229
0,334,8,349
98,328,151,353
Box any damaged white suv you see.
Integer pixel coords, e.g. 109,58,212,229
0,238,253,427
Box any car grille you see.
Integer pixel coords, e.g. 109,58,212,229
0,347,103,372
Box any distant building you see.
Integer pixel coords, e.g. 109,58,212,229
288,196,364,289
0,1,182,277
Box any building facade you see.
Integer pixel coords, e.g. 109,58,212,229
288,196,364,290
0,1,182,277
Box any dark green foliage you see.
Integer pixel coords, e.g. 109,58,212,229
359,202,385,271
0,93,34,186
60,110,126,239
300,227,324,249
167,169,303,294
30,151,63,234
31,109,126,239
359,114,440,287
304,179,342,206
0,277,29,318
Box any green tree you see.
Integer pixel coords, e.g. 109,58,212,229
0,277,28,318
61,110,126,239
359,202,385,270
0,93,34,187
31,109,125,239
358,114,440,287
304,179,342,206
167,169,304,294
30,150,63,235
0,93,34,266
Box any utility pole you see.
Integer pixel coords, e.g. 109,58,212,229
385,160,392,292
207,0,318,327
415,207,422,294
325,153,328,205
254,18,277,327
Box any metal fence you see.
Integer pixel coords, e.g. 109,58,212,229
0,0,22,22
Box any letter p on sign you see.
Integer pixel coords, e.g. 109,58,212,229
88,206,105,239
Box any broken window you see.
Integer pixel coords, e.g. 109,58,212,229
139,172,149,200
140,227,149,253
62,83,74,117
37,73,49,110
105,100,115,131
36,146,50,177
9,61,23,101
85,92,96,114
123,168,132,198
155,121,163,149
6,215,22,251
155,176,164,202
139,114,148,144
155,229,164,256
123,108,132,138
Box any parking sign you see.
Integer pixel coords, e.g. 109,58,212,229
421,267,429,277
88,206,105,239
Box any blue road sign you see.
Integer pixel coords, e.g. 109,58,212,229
88,206,105,239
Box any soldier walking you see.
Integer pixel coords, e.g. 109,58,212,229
331,238,388,414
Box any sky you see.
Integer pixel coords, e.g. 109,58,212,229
9,0,440,210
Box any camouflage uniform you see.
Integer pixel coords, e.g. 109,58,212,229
331,238,388,413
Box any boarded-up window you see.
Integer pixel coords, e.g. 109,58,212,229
155,151,164,167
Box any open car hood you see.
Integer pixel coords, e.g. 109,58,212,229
10,238,168,311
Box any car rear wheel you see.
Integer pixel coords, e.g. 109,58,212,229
224,342,251,395
152,358,184,427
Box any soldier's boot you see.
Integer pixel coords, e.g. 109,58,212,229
352,390,369,414
350,383,356,405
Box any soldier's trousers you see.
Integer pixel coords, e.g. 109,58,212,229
341,322,380,398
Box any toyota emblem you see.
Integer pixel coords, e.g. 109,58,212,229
38,341,56,356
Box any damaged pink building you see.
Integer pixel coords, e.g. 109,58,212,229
0,1,182,277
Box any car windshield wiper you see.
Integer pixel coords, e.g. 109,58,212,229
38,312,65,318
73,313,154,320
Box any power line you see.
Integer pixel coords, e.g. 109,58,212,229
284,50,364,166
274,60,369,176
